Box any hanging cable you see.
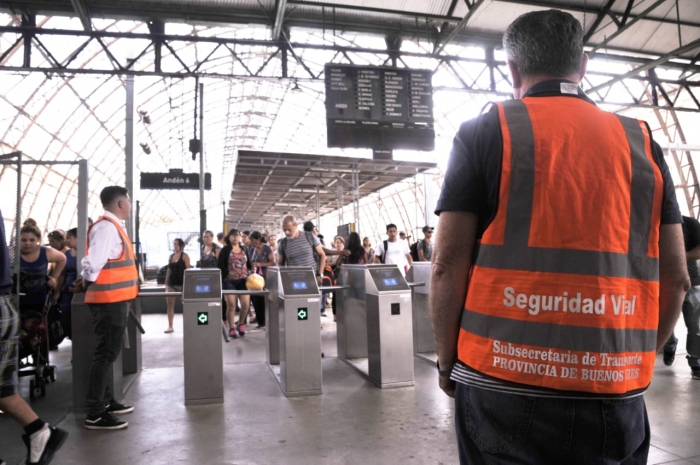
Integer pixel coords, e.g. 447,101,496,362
190,77,201,161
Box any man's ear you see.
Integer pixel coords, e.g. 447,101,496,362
507,60,522,91
579,53,589,81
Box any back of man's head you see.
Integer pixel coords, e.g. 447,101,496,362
503,9,583,80
100,186,128,208
303,221,315,233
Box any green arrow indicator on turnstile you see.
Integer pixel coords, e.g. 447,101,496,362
297,308,308,321
197,312,209,325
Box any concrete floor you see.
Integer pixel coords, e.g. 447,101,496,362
1,314,699,465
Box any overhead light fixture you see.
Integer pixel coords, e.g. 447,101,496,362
139,142,151,155
292,80,301,92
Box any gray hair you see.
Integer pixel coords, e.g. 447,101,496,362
503,9,584,80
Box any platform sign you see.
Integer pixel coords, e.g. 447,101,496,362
141,170,211,190
325,64,435,152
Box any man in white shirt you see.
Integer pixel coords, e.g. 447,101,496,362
72,186,137,431
374,223,413,275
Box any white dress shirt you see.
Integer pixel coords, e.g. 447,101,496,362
80,210,126,282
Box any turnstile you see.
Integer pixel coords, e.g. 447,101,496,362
182,269,224,405
266,267,322,397
406,262,436,364
337,264,414,388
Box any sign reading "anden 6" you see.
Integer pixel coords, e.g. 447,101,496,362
141,170,211,190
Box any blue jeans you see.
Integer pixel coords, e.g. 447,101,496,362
454,383,649,464
86,301,129,416
663,287,700,367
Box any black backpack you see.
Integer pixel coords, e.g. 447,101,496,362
47,301,65,347
409,240,421,261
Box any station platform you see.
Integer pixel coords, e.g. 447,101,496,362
1,315,699,464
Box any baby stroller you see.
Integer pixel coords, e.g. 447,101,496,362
17,290,59,400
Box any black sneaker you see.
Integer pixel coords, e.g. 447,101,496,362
691,366,700,380
22,423,68,465
106,400,134,415
663,349,675,366
84,412,128,430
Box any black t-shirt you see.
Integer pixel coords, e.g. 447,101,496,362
682,215,700,285
435,79,682,239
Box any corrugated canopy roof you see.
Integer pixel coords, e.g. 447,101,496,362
4,0,700,62
228,150,437,229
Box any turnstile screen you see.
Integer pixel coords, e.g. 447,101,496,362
369,268,410,292
280,271,319,295
183,271,222,300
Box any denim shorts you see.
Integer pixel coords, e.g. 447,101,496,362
223,278,247,291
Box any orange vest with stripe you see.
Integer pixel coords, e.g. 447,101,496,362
84,216,139,304
458,97,663,396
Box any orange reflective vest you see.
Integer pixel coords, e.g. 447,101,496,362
458,97,663,396
84,216,139,304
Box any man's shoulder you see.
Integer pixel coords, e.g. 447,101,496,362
454,105,501,146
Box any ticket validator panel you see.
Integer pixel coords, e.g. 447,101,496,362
182,269,222,302
368,267,410,292
280,270,319,296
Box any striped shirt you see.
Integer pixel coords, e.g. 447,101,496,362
281,232,320,270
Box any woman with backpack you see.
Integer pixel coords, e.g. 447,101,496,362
217,229,252,339
165,238,191,333
248,231,274,328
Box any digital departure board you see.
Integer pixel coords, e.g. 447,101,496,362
325,64,435,153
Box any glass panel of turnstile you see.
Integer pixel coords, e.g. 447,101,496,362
182,269,223,405
265,267,322,397
406,262,436,364
337,264,414,388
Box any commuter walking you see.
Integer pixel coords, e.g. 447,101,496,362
399,231,411,247
278,216,325,287
217,229,252,338
374,224,412,276
57,227,78,339
164,238,190,333
19,219,66,312
198,230,220,269
47,230,69,253
72,186,138,430
268,234,279,265
0,209,67,465
429,10,689,464
332,232,367,321
249,231,274,328
362,237,375,265
216,232,225,248
417,226,434,262
663,215,700,379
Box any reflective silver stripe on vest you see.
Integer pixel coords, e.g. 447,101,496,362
461,308,657,353
102,258,136,270
475,100,659,281
88,279,139,292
